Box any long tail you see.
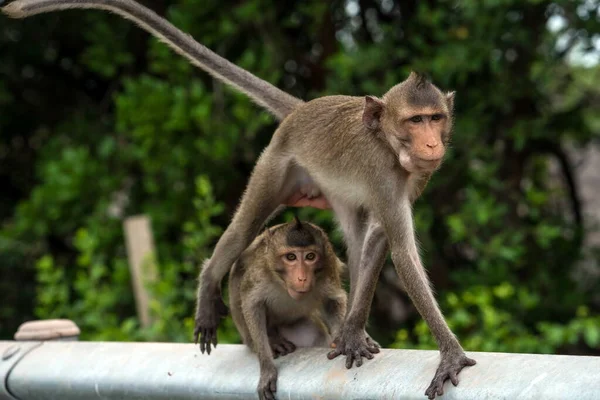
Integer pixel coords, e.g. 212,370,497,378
2,0,303,120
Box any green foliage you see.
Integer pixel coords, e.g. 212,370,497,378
0,0,598,358
33,175,223,341
393,283,600,354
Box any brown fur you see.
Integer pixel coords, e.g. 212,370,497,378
229,220,347,400
2,2,474,397
195,73,474,399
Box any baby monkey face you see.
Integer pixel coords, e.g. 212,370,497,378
277,246,322,300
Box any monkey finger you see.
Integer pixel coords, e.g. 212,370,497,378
345,354,352,369
199,332,206,354
366,336,381,348
262,383,276,400
283,341,295,353
354,351,364,367
424,388,434,400
436,384,444,397
347,352,362,368
272,344,285,356
211,331,218,347
450,371,459,386
360,349,374,360
464,357,477,366
327,349,342,360
205,333,213,355
367,345,380,354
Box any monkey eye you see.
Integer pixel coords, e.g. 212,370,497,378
409,116,423,123
285,253,297,261
431,114,444,121
305,252,316,261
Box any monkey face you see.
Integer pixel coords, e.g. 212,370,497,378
362,72,455,174
391,109,448,173
277,247,322,300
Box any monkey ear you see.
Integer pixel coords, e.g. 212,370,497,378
446,91,456,112
362,96,385,130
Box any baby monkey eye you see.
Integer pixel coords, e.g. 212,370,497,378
409,116,423,123
285,253,297,261
305,252,316,261
431,114,444,121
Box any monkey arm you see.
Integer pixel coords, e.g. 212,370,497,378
372,186,475,399
242,298,273,359
1,0,302,120
321,289,347,339
242,295,278,400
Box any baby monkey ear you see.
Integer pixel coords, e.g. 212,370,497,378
362,96,385,130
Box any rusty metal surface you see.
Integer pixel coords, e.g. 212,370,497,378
1,341,599,399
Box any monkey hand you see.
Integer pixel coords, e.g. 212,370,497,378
424,350,476,399
327,327,380,368
269,334,296,359
257,364,278,400
193,295,229,355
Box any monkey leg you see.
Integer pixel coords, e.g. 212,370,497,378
330,204,367,307
327,217,386,368
376,195,475,399
320,290,347,343
194,151,297,354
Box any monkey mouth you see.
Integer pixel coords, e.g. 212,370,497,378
288,288,309,300
418,158,442,169
404,157,442,173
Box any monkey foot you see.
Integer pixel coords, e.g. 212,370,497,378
193,295,228,355
424,351,476,399
269,335,296,358
327,329,380,368
257,366,278,400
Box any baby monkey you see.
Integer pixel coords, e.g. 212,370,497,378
228,218,347,400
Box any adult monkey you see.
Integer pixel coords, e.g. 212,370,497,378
2,0,475,398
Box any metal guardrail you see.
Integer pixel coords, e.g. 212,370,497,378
1,340,599,399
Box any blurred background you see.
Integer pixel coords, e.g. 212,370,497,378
0,0,599,356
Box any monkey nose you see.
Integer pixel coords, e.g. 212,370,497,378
426,142,438,148
298,276,307,282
